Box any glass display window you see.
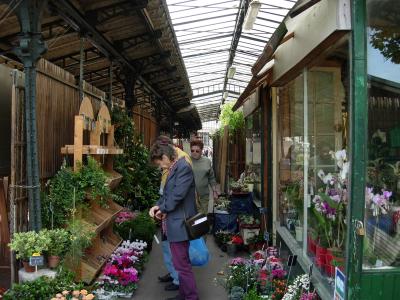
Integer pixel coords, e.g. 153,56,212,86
363,0,400,270
276,37,350,289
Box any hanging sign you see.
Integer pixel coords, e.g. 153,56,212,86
334,267,346,300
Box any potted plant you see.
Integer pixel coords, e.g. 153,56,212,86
294,220,303,242
44,229,71,269
246,233,265,252
214,231,233,251
227,235,243,256
8,231,50,272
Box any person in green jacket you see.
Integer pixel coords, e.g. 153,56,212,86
190,139,218,215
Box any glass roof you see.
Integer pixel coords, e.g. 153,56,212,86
166,0,297,122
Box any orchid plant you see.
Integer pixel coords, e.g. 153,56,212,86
312,149,348,250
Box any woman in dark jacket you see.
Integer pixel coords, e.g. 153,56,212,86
149,142,199,300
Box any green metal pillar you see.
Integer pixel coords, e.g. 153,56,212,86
346,0,367,299
14,0,47,232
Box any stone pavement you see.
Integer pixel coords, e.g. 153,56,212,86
133,234,228,300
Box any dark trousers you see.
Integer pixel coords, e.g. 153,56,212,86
170,241,199,300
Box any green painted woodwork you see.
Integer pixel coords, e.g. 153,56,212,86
360,271,400,299
347,0,368,299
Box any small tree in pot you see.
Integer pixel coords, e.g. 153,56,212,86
44,229,71,268
8,231,50,272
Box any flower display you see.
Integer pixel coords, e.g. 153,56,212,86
365,187,391,216
115,211,137,224
282,274,311,300
312,149,349,250
51,290,95,300
95,240,148,296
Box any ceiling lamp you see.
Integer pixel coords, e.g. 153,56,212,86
227,66,236,79
243,0,262,31
223,91,229,100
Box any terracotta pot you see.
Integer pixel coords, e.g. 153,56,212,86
22,261,35,273
315,244,327,267
48,255,60,269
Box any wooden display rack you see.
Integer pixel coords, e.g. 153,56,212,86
61,98,124,283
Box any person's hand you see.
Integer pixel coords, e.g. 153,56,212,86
213,190,219,200
155,210,167,220
149,205,160,218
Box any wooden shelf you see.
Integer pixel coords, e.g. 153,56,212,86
61,145,123,155
105,170,123,190
62,99,125,284
78,228,122,283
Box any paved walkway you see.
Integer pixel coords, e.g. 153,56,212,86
134,234,227,300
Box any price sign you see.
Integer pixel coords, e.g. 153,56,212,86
29,255,44,267
264,231,270,242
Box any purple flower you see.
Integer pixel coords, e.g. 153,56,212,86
330,195,341,203
383,190,392,200
230,257,246,265
271,269,287,279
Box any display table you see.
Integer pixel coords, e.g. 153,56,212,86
18,268,57,283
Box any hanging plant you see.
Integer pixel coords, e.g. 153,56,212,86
218,102,245,137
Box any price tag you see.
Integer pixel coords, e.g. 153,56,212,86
264,231,270,242
29,255,44,267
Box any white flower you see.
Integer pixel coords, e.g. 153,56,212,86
340,162,349,180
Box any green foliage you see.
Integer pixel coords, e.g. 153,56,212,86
78,157,111,206
219,102,245,136
3,269,83,300
41,163,85,229
244,288,262,300
225,264,259,292
112,107,160,210
114,211,156,244
229,286,245,300
8,231,50,260
41,157,113,228
65,219,96,265
43,229,71,257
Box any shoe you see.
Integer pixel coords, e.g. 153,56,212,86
158,273,173,283
165,283,179,291
165,296,183,300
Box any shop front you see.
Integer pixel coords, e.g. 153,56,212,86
234,0,400,299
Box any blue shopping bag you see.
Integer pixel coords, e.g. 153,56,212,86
189,237,210,266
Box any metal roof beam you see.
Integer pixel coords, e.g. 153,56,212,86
50,0,171,111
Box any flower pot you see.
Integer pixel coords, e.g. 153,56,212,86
315,244,327,267
226,243,237,256
307,235,317,255
48,255,61,269
295,226,303,242
246,183,254,192
22,261,35,273
324,264,335,277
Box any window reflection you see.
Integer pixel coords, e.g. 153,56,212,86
364,0,400,269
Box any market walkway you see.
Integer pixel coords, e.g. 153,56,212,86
134,234,227,300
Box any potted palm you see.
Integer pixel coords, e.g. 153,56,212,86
45,229,71,268
8,231,50,272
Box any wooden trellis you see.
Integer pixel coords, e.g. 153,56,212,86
61,98,124,283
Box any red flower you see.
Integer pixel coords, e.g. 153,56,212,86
231,235,244,245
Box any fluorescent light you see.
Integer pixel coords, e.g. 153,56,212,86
243,0,261,31
223,91,229,99
227,66,236,79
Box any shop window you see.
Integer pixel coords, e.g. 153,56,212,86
245,109,262,206
363,0,400,269
277,37,350,288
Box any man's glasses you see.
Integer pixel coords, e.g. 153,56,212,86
191,149,200,153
